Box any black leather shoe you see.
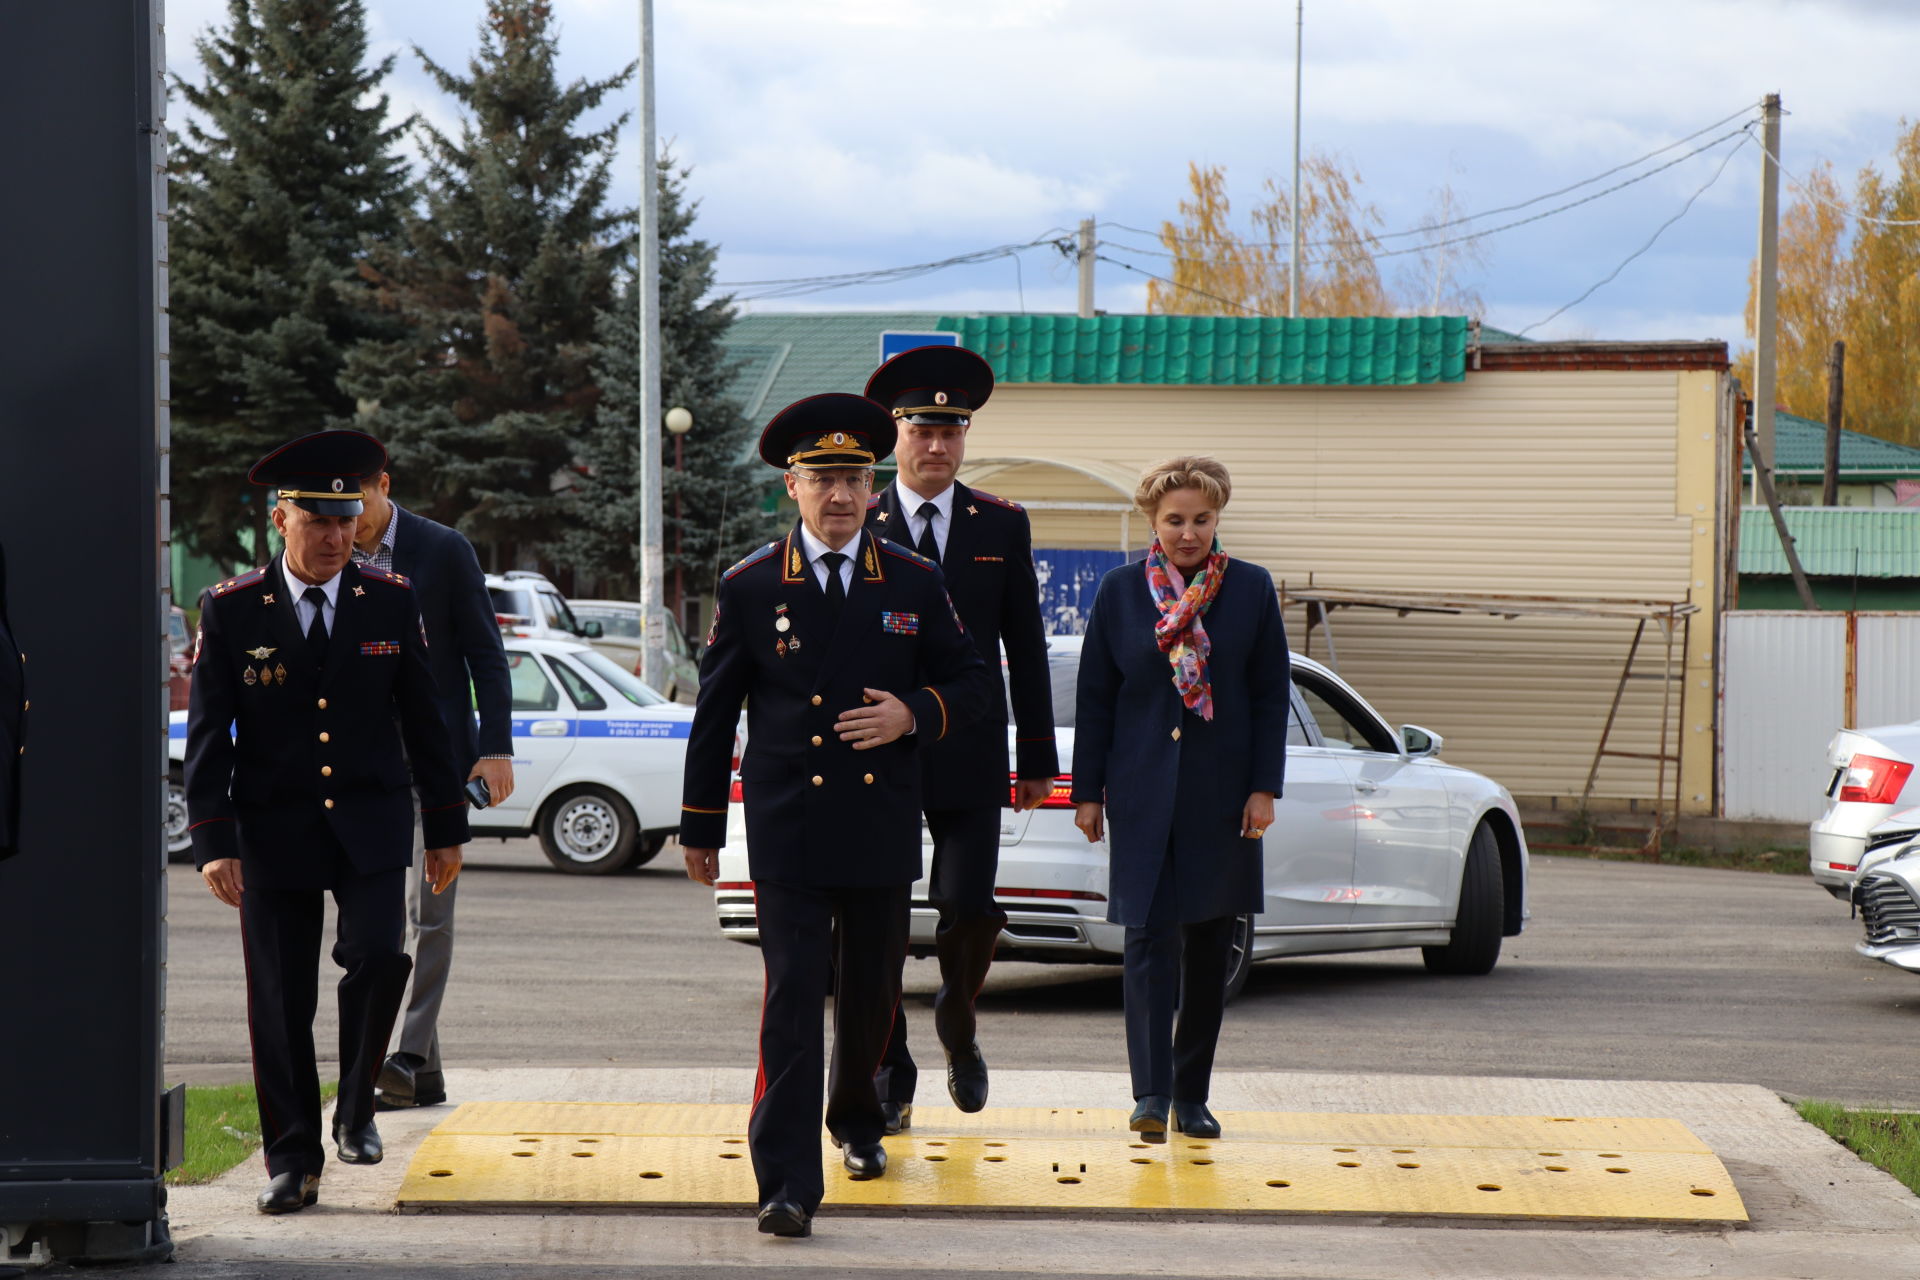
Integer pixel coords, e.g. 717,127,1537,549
256,1171,319,1215
375,1053,447,1109
880,1100,912,1135
1129,1095,1170,1144
1173,1100,1221,1138
945,1042,989,1113
756,1200,811,1238
840,1140,887,1180
333,1119,383,1165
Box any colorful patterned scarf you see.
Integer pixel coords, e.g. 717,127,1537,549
1145,535,1228,720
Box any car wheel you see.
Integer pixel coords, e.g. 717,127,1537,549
537,785,638,875
165,768,192,862
1422,822,1504,976
1222,913,1255,1005
621,830,670,871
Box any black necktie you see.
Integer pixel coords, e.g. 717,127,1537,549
303,586,330,664
915,502,940,562
820,552,848,626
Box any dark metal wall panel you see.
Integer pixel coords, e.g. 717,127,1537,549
0,1,167,1209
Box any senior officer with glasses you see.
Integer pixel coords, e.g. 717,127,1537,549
863,344,1056,1130
680,394,994,1240
185,430,470,1215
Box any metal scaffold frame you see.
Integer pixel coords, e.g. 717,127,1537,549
1278,582,1700,857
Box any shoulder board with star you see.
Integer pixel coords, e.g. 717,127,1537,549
967,488,1024,513
723,541,780,581
878,541,938,571
356,565,412,590
208,567,269,599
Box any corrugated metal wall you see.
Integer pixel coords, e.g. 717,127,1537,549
1859,616,1920,724
959,370,1720,806
1722,613,1848,822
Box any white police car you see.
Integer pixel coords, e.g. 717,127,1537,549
167,636,695,874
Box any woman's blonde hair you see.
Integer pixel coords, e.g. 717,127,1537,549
1134,456,1232,518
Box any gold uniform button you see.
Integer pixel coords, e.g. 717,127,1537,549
317,698,328,710
1171,727,1182,741
864,773,875,785
324,798,335,810
810,695,823,707
321,766,332,777
811,775,824,787
811,735,823,747
318,732,330,743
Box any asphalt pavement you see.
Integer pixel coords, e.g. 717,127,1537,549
166,843,1920,1107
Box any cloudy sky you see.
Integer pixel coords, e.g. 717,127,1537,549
166,0,1917,343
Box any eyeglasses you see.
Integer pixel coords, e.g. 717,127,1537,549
791,470,874,492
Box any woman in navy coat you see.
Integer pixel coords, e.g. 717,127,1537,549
1071,457,1290,1142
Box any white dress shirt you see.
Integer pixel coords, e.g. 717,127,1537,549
286,559,345,637
896,481,956,560
796,523,859,594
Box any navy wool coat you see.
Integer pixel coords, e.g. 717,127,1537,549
389,504,512,765
1070,557,1291,928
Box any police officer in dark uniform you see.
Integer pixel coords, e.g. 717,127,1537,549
680,394,993,1240
864,345,1057,1128
185,430,470,1215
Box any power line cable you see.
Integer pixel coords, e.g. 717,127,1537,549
1091,252,1266,316
1101,125,1755,270
1103,100,1764,254
1746,132,1920,228
1519,132,1753,337
719,233,1073,301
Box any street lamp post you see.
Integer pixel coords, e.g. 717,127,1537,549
665,406,692,628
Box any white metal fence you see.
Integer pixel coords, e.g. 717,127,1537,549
1723,612,1920,821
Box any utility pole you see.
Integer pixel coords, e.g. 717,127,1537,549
1076,217,1095,318
636,0,666,692
1289,0,1304,318
1751,92,1782,500
1747,419,1819,610
1823,340,1845,507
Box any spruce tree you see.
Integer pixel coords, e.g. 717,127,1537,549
550,157,770,602
343,0,633,565
170,0,411,570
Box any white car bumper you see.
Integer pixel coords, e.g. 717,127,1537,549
1855,852,1920,972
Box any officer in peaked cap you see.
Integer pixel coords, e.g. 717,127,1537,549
863,345,1057,1131
185,429,471,1215
680,394,995,1239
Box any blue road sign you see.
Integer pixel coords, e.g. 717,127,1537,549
879,329,959,366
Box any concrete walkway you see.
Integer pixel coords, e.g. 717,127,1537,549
158,1067,1920,1279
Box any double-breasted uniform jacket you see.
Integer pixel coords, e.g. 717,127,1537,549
865,482,1057,808
0,543,23,861
186,556,470,887
389,504,512,765
1070,557,1292,928
680,524,994,888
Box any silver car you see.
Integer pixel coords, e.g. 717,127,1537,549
714,637,1531,998
1854,836,1920,973
1808,722,1920,899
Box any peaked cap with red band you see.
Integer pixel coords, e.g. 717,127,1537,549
865,344,994,426
248,429,387,516
757,393,897,470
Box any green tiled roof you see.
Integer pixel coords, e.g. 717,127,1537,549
1745,411,1920,480
1739,507,1920,578
722,312,952,429
935,314,1470,385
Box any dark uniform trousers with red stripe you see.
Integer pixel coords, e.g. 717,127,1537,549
186,557,470,1178
865,483,1058,1102
680,526,994,1216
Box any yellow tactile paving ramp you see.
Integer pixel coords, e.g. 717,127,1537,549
396,1102,1747,1223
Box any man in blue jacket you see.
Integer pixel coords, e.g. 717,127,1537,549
349,467,515,1113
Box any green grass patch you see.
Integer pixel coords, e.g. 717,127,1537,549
1530,841,1811,875
168,1080,337,1186
1797,1100,1920,1196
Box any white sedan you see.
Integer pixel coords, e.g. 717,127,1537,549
1808,722,1920,899
168,637,694,874
713,637,1530,998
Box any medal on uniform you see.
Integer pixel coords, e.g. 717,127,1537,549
774,604,791,632
786,636,801,653
274,662,288,684
776,637,788,657
243,665,257,686
247,645,277,661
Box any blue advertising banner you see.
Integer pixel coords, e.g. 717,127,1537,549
1034,548,1131,635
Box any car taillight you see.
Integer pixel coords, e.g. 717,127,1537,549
1009,774,1077,809
728,778,743,803
994,886,1108,902
1839,755,1913,805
